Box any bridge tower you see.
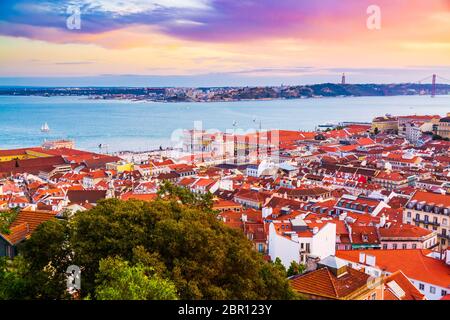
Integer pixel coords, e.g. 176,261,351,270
341,73,346,85
431,74,437,98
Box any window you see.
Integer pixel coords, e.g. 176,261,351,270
424,215,429,222
392,244,397,250
383,244,388,250
412,244,417,249
402,244,407,249
419,283,424,291
407,212,411,218
258,244,264,253
442,218,448,226
442,290,448,297
370,293,376,300
430,286,436,294
415,213,420,221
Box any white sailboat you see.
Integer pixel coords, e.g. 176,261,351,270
41,122,50,133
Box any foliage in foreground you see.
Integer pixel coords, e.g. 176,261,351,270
0,208,20,234
1,189,298,300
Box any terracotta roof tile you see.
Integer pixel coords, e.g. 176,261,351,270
336,249,450,288
290,267,371,299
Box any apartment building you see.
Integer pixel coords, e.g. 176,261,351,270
403,191,450,249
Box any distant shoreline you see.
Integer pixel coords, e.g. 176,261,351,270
0,83,449,103
1,93,449,105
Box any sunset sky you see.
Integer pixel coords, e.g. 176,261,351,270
1,0,450,86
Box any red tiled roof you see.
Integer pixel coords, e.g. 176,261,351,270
384,270,426,300
375,171,407,182
409,190,450,207
379,223,433,238
0,156,67,174
120,192,157,202
192,178,216,188
290,267,372,299
67,190,107,204
234,189,269,203
336,249,450,288
1,210,57,245
0,148,30,157
213,199,242,209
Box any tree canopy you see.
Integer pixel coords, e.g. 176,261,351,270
287,261,306,277
94,256,178,300
0,208,19,234
1,191,297,300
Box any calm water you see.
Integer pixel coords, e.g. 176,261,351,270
0,95,449,152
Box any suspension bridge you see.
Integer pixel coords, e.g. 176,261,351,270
341,73,450,97
417,74,450,97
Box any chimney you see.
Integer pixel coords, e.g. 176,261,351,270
317,256,349,278
359,252,366,264
262,206,273,219
241,213,247,222
291,233,299,242
306,255,321,272
291,217,308,232
339,212,347,220
366,254,376,267
379,214,386,228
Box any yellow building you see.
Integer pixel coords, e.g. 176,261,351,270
106,161,134,173
371,115,398,133
437,113,450,139
0,148,53,162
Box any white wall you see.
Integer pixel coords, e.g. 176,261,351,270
268,223,300,268
311,223,336,259
219,179,233,191
343,259,447,300
268,222,337,268
408,278,447,300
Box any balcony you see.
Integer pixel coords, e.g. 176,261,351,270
413,218,440,226
438,233,450,241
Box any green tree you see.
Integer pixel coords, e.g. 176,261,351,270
94,256,178,300
0,255,67,300
0,256,24,299
69,199,296,299
157,181,214,212
0,208,20,234
287,261,306,277
10,196,297,300
373,127,380,135
12,219,73,299
20,219,72,274
272,257,287,274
